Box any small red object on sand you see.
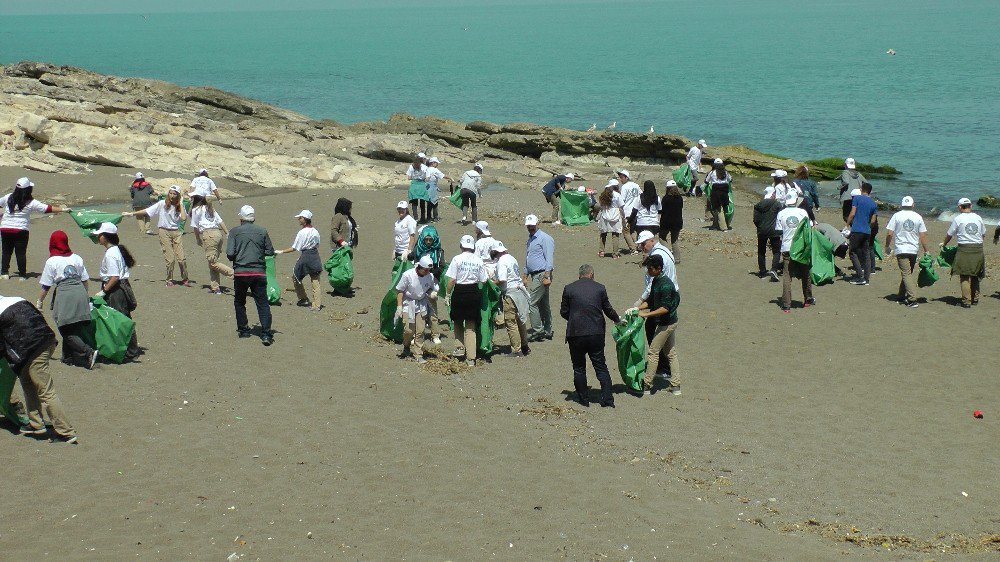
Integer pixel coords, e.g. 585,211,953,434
973,410,983,419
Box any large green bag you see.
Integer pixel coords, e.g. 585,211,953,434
873,238,884,260
937,245,958,268
476,281,502,354
612,312,646,392
80,296,136,364
265,256,281,304
789,219,812,264
809,227,835,285
380,259,413,342
1,359,29,427
703,183,735,224
324,246,354,295
917,253,939,287
70,209,124,242
559,189,592,226
449,189,463,210
407,180,428,201
672,164,692,191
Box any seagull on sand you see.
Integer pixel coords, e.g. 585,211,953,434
648,126,654,134
607,121,616,131
586,123,596,132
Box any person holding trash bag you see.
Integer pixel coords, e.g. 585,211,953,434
445,235,487,366
406,153,429,224
942,197,987,308
189,195,233,295
492,242,531,357
128,172,157,235
0,295,78,443
541,172,573,225
560,264,620,408
124,185,190,287
885,196,930,308
226,205,275,345
424,157,453,223
775,194,814,312
0,177,72,280
275,210,322,312
630,254,680,396
330,197,359,249
457,163,484,225
410,225,445,345
91,223,141,361
36,230,98,369
395,255,439,364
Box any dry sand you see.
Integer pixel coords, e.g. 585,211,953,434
2,165,998,559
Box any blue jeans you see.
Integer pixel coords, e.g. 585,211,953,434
234,275,272,334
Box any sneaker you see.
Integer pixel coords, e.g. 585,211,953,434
522,345,531,356
416,357,427,364
656,372,670,380
668,386,682,396
146,230,155,235
961,302,972,309
309,306,322,313
181,280,193,287
782,308,791,313
399,348,413,359
553,221,562,225
432,336,442,345
600,402,616,408
804,297,816,307
165,280,175,287
51,434,78,444
237,330,252,339
466,359,475,367
261,334,274,346
296,299,311,307
0,274,8,280
20,426,47,437
452,348,466,358
642,389,653,396
88,350,99,370
850,279,869,286
210,289,223,295
905,301,919,308
768,270,779,282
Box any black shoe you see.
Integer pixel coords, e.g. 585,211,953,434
238,330,252,339
296,299,311,307
600,401,615,408
544,333,554,341
261,334,274,346
578,399,590,407
768,270,780,282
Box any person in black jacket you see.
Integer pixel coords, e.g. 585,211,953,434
559,264,621,408
0,295,77,443
658,180,684,263
753,187,784,280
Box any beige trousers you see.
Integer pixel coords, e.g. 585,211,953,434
403,312,427,356
896,254,917,303
644,323,679,389
293,272,322,309
158,228,187,281
599,232,620,254
200,229,233,290
502,295,528,353
19,343,75,438
133,209,150,233
960,276,981,305
453,319,477,361
547,194,560,222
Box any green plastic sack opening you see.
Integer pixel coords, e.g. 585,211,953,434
937,245,958,268
70,209,124,242
80,296,136,364
449,189,463,210
380,259,413,342
559,189,592,226
789,220,835,285
672,164,692,191
703,183,735,224
1,359,30,427
324,246,354,295
873,238,885,261
917,253,939,287
612,312,646,392
476,281,502,355
265,255,281,304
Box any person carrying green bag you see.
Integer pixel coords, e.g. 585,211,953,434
37,230,99,369
226,205,275,346
942,197,987,308
380,259,414,342
324,246,354,296
561,264,621,407
559,188,592,226
445,235,487,366
612,312,645,394
632,255,680,396
82,296,136,364
410,225,445,343
885,196,931,307
704,159,734,230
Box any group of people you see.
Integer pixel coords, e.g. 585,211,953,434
405,153,484,225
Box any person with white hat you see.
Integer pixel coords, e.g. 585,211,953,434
492,241,531,357
445,235,487,366
275,210,323,312
753,186,784,280
633,180,662,237
631,229,679,380
596,179,624,258
457,163,484,225
616,170,641,251
942,197,986,308
659,180,684,262
92,222,141,360
884,196,929,307
838,158,866,222
0,177,72,280
524,214,555,341
189,168,221,202
633,254,681,396
774,194,813,312
226,205,275,345
473,221,496,262
541,172,574,225
406,153,430,223
845,182,878,285
705,159,734,230
393,200,418,261
128,172,157,235
395,254,439,363
123,185,190,287
685,140,708,196
424,156,453,223
189,194,234,294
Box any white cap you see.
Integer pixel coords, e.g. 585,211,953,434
491,241,507,253
635,231,655,245
850,188,862,197
474,220,490,236
524,214,539,226
473,162,484,170
14,177,33,189
665,180,677,187
460,234,475,250
845,158,856,169
198,168,208,175
295,209,313,220
770,170,787,178
91,222,118,236
417,255,434,269
239,205,256,220
698,139,708,148
763,186,776,199
958,197,972,206
713,158,724,165
427,156,440,164
786,194,800,206
134,172,144,179
396,200,408,209
617,170,630,178
577,186,587,192
417,152,427,159
168,185,181,193
564,173,575,180
901,196,914,207
604,179,620,189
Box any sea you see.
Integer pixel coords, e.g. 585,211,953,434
2,0,998,220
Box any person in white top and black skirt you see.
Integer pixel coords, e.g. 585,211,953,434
275,210,323,312
445,235,487,366
92,222,141,361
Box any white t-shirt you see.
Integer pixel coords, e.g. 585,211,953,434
774,207,810,252
291,226,321,251
406,164,427,181
40,254,89,286
0,195,51,230
100,245,130,281
474,236,496,262
395,268,438,317
641,243,678,300
885,210,927,255
634,200,662,226
495,253,524,292
946,212,986,245
189,205,224,231
394,215,417,255
190,176,218,198
686,147,702,171
445,252,486,285
144,200,183,230
619,182,640,214
425,167,444,185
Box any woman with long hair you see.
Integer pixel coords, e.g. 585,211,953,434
659,180,684,263
634,180,662,237
275,210,323,312
705,159,734,230
37,230,98,369
189,194,233,294
330,197,359,249
445,235,487,367
124,185,189,286
406,154,429,224
0,177,71,279
92,223,141,362
595,180,623,258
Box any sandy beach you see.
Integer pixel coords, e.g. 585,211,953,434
1,163,998,559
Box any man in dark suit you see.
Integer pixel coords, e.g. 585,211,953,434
560,264,621,408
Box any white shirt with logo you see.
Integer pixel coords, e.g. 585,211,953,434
495,253,524,292
775,207,810,252
144,200,183,230
291,227,321,251
393,215,417,255
946,212,985,245
885,210,927,255
190,176,218,198
619,182,640,214
635,200,662,226
686,147,702,171
445,252,487,285
395,268,438,317
474,236,496,262
40,254,89,286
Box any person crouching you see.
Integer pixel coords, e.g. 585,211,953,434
395,255,439,364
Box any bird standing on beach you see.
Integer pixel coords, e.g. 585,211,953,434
587,124,596,132
648,126,654,134
607,121,616,131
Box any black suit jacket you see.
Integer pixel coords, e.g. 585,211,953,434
560,278,621,339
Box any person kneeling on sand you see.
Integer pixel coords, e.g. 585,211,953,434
395,255,438,364
226,205,275,345
630,254,681,396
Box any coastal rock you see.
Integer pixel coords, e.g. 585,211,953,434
977,195,1000,208
18,113,52,143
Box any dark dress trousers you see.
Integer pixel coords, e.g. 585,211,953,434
560,278,621,406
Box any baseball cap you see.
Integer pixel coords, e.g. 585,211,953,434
473,162,484,171
474,220,491,236
460,234,475,249
564,173,575,180
635,231,655,245
713,158,724,165
417,255,434,269
91,222,118,236
786,194,801,206
134,172,144,179
14,177,33,189
770,170,787,178
617,170,630,178
958,197,972,206
604,179,620,189
845,158,856,169
168,185,181,193
491,241,507,253
417,152,427,159
850,188,862,197
428,156,440,164
396,200,408,209
198,168,208,175
665,180,677,187
294,209,313,220
900,196,914,207
524,214,539,226
239,205,256,220
698,139,708,148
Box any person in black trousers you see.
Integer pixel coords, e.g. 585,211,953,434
560,264,621,408
753,186,784,280
226,205,275,346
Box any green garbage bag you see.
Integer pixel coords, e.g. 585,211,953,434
380,259,413,342
449,189,463,210
265,255,281,304
873,238,884,260
937,245,958,268
612,312,646,392
917,253,939,287
80,296,136,364
789,219,812,265
476,281,502,355
157,195,192,232
1,359,29,427
672,164,692,191
323,247,354,295
70,209,124,242
809,227,836,285
703,183,735,225
559,189,592,226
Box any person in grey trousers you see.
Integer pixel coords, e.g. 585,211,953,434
523,214,554,341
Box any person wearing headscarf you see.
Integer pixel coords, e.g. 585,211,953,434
37,231,98,369
410,224,445,344
129,172,157,235
445,235,487,366
275,210,322,312
0,177,71,280
330,198,359,249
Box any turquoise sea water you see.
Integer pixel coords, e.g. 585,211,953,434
2,0,998,217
